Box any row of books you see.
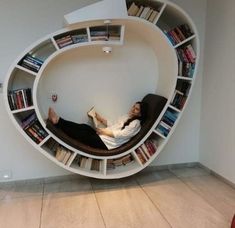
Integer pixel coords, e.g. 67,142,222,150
178,61,195,78
136,139,158,165
164,24,194,46
170,90,187,110
127,2,159,23
55,145,74,165
8,88,32,110
20,54,43,73
21,112,48,144
55,33,88,48
176,80,191,96
76,156,102,171
45,139,75,166
156,109,178,137
90,30,120,42
107,154,134,169
177,44,196,77
177,44,196,63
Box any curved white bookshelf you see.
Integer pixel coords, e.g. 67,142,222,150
3,0,199,179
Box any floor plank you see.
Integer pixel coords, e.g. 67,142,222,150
182,174,235,222
91,177,171,228
136,170,230,228
41,178,105,228
0,196,42,228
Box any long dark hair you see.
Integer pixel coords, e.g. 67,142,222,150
121,101,148,130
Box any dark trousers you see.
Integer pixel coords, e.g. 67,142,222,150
56,118,108,149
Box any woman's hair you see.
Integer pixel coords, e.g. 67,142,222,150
121,101,148,130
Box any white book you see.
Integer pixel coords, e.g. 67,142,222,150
138,146,148,161
160,121,172,130
62,151,71,164
141,143,151,158
66,153,75,166
85,158,93,170
145,9,153,20
148,10,159,23
140,7,151,18
128,2,139,16
56,147,67,162
136,6,144,17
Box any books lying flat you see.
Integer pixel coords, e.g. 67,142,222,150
20,54,43,73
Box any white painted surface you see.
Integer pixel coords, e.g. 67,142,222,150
199,0,235,183
64,0,127,25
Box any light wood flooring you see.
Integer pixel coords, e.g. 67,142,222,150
0,165,234,228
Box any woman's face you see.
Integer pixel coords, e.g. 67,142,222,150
129,103,141,118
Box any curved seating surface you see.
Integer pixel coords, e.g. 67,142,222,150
46,93,167,156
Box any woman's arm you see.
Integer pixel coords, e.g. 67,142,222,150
96,128,114,137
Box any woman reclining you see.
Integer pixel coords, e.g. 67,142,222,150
48,101,147,150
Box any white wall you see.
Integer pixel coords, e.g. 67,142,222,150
0,0,207,181
200,0,235,183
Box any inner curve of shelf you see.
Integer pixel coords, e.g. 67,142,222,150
35,19,177,126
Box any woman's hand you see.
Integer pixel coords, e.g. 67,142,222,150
96,128,114,137
95,112,107,126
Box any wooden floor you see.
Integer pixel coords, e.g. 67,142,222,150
0,166,234,228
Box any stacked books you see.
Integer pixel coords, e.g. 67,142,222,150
90,30,109,41
127,2,159,23
136,139,158,164
55,35,73,48
176,44,196,77
55,33,88,48
107,154,133,169
156,109,178,137
164,24,194,46
8,88,32,110
21,113,48,144
90,26,120,42
20,54,43,73
55,145,74,165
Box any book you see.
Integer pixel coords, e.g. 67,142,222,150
55,146,67,162
148,10,159,23
62,150,72,165
87,106,99,127
128,2,139,16
136,6,144,17
140,7,151,18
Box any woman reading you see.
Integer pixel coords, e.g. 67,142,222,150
48,102,147,150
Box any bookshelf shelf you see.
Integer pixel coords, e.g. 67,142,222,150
3,0,199,179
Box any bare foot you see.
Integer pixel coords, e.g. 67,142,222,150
48,107,59,124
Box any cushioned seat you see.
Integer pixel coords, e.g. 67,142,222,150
46,93,167,156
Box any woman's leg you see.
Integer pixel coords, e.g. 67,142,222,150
56,118,107,149
48,107,107,149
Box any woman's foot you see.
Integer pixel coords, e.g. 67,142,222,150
48,107,59,124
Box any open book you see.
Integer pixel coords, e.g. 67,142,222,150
87,106,99,127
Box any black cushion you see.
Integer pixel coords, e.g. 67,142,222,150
46,93,167,156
